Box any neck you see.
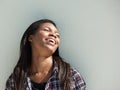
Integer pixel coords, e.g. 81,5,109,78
30,53,53,74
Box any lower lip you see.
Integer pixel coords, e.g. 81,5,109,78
48,41,55,46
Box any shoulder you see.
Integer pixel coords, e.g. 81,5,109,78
70,67,86,90
5,73,15,90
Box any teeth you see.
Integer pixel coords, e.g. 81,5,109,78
48,39,55,44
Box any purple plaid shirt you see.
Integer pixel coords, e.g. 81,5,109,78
5,61,86,90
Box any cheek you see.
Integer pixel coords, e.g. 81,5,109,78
57,39,60,46
35,32,45,41
34,36,41,42
31,35,43,45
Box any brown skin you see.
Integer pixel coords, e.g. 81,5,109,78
28,23,60,83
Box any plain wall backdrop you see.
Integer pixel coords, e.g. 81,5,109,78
0,0,120,90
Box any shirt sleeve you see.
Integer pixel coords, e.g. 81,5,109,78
5,74,15,90
71,68,86,90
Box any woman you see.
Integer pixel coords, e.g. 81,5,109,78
5,19,86,90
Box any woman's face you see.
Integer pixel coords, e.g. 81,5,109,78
28,22,60,56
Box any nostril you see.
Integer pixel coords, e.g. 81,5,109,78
49,34,56,38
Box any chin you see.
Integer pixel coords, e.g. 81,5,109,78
45,47,56,55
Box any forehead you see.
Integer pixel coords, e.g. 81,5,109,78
40,23,58,31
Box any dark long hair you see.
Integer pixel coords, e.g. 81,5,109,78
13,19,71,90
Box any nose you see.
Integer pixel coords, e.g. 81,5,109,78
49,33,57,38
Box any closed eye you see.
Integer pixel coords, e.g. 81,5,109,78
43,28,50,32
56,33,60,38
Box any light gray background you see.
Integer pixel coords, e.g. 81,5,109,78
0,0,120,90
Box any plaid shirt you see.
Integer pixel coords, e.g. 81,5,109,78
5,61,86,90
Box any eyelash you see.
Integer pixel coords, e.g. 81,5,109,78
44,29,50,31
43,29,60,38
56,34,60,38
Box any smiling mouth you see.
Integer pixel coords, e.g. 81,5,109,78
47,38,56,46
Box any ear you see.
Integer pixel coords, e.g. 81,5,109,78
28,35,33,42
